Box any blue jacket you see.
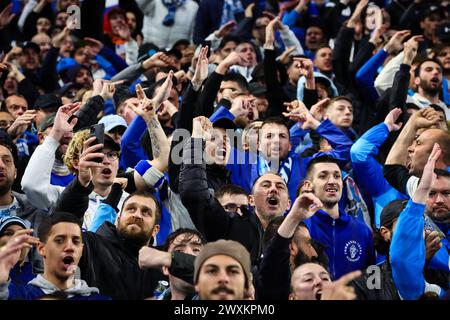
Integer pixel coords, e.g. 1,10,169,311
120,115,148,169
304,209,375,280
225,118,353,202
355,48,389,101
350,122,407,228
50,172,75,187
7,282,109,300
390,200,446,299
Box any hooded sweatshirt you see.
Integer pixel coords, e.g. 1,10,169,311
1,274,109,300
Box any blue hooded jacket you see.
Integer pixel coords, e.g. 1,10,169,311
304,209,375,280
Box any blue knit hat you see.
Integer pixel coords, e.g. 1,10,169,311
0,216,29,236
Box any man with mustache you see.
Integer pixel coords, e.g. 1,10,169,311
424,169,450,273
407,58,450,120
194,239,251,300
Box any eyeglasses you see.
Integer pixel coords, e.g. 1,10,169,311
223,203,249,214
103,151,119,161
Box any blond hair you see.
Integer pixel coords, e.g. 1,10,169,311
64,129,90,173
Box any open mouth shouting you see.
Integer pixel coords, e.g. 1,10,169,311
62,255,75,271
101,168,112,178
266,195,279,209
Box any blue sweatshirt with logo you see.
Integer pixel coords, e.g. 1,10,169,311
304,209,375,280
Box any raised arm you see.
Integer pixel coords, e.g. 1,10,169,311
21,103,80,211
385,108,441,167
257,193,323,300
390,144,444,299
130,73,173,190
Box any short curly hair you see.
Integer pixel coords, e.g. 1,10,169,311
64,129,90,174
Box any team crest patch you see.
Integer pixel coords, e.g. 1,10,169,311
344,240,362,262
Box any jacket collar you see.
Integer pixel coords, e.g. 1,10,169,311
313,209,351,225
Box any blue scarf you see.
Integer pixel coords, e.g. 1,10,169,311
162,0,187,26
257,155,293,185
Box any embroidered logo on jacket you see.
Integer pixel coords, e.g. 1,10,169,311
344,240,362,262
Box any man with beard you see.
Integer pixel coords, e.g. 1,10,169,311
139,228,206,300
302,155,375,280
194,239,252,301
408,58,450,120
0,132,50,275
425,169,450,272
52,173,194,300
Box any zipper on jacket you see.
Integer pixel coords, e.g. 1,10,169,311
332,219,336,280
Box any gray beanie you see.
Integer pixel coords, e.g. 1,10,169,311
194,240,251,288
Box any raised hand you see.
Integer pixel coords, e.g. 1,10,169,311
403,35,423,65
293,57,314,79
289,192,323,221
7,110,37,138
152,70,174,107
229,95,251,119
84,37,104,56
77,136,105,187
192,46,209,87
215,20,237,38
216,51,249,74
425,230,442,261
100,81,116,100
283,99,308,114
384,108,403,132
49,103,80,142
245,3,255,18
321,270,361,300
278,46,296,65
384,30,411,55
265,16,283,48
192,116,213,140
0,229,39,284
0,3,16,30
412,107,441,130
139,247,171,269
142,51,175,70
413,143,441,204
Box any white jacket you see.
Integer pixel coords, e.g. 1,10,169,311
21,136,129,230
136,0,199,49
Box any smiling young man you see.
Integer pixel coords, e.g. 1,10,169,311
302,155,375,280
0,212,108,300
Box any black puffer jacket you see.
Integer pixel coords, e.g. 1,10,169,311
54,177,195,300
79,222,195,300
179,138,263,264
350,261,400,300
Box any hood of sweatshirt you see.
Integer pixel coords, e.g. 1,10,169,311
28,274,99,297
